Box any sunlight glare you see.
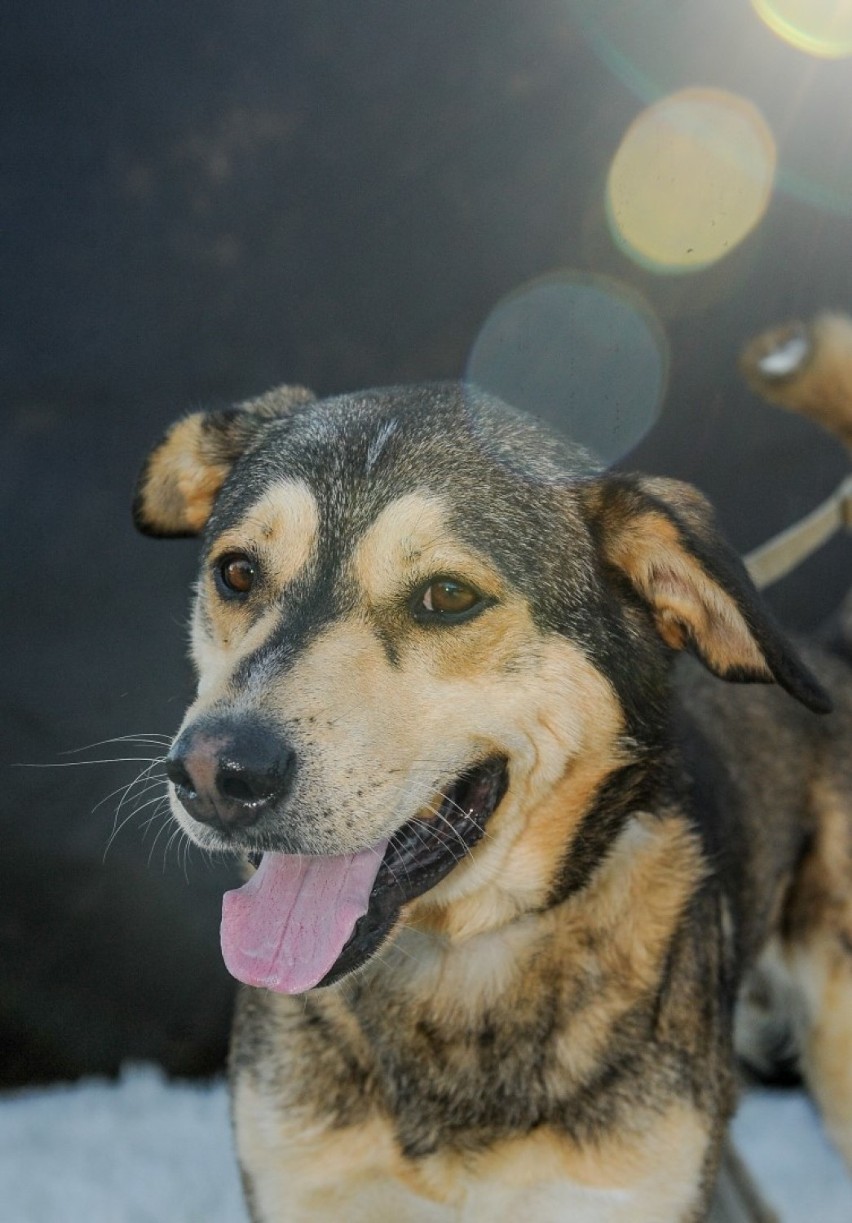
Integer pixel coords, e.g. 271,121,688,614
753,0,852,58
606,88,776,275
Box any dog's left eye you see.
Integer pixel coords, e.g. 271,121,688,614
413,578,488,623
214,552,257,598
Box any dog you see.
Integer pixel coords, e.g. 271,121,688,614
133,314,852,1221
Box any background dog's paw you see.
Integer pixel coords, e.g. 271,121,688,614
742,323,813,386
741,313,852,453
740,322,815,399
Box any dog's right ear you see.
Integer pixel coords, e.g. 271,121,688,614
133,385,315,538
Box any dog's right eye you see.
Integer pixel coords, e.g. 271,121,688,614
214,553,256,598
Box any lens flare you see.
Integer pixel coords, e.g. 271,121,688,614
569,0,852,218
752,0,852,58
465,272,668,467
606,89,776,275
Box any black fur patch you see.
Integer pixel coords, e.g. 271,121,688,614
547,761,665,907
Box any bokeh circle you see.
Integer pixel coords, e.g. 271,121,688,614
752,0,852,58
606,88,776,275
567,0,852,218
465,272,669,467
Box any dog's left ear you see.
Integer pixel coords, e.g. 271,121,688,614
133,385,315,538
580,474,831,713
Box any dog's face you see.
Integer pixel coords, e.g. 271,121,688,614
136,383,828,994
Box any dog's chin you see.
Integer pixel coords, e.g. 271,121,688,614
216,756,510,994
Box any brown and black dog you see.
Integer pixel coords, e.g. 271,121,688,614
134,314,852,1221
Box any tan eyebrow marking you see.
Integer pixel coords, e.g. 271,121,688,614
351,491,503,605
212,478,320,589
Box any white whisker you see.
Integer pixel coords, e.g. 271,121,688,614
102,784,169,861
17,755,166,769
139,802,172,836
146,815,173,867
59,733,173,755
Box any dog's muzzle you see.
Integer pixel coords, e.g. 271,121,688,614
166,718,297,836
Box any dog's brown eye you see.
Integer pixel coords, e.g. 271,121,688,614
414,578,486,623
215,553,256,597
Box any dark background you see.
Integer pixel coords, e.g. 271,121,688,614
4,0,851,1085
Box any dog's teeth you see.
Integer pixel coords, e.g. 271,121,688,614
757,331,810,379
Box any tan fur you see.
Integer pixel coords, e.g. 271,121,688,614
235,1098,707,1223
136,340,852,1221
602,508,771,678
378,811,705,1046
190,599,282,702
454,1104,708,1220
408,737,625,942
740,312,852,451
188,481,320,699
178,492,626,871
736,790,852,1165
731,311,852,1175
138,414,231,535
211,479,320,591
352,492,508,611
235,813,709,1222
777,782,852,1162
135,383,316,538
796,938,852,1165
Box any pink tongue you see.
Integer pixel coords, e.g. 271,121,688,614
220,843,387,995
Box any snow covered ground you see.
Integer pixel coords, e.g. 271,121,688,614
0,1066,246,1223
1,1066,851,1221
731,1089,852,1222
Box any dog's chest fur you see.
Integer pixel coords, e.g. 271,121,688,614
233,1070,710,1223
230,812,729,1220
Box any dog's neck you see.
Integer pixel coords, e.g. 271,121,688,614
334,747,697,1014
396,748,670,947
305,803,707,1152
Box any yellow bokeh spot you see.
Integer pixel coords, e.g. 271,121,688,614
606,88,776,275
753,0,852,58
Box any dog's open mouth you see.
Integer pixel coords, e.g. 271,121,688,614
220,756,508,994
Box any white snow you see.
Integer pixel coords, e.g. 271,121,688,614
732,1088,852,1222
1,1069,852,1221
0,1065,246,1223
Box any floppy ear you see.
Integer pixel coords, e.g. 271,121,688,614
580,474,831,714
133,384,315,537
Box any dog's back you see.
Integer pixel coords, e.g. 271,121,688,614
717,314,852,1145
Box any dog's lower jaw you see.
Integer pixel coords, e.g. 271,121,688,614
217,758,511,994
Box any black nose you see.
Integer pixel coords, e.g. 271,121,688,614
166,720,296,832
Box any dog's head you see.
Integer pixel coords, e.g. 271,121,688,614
136,383,829,993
